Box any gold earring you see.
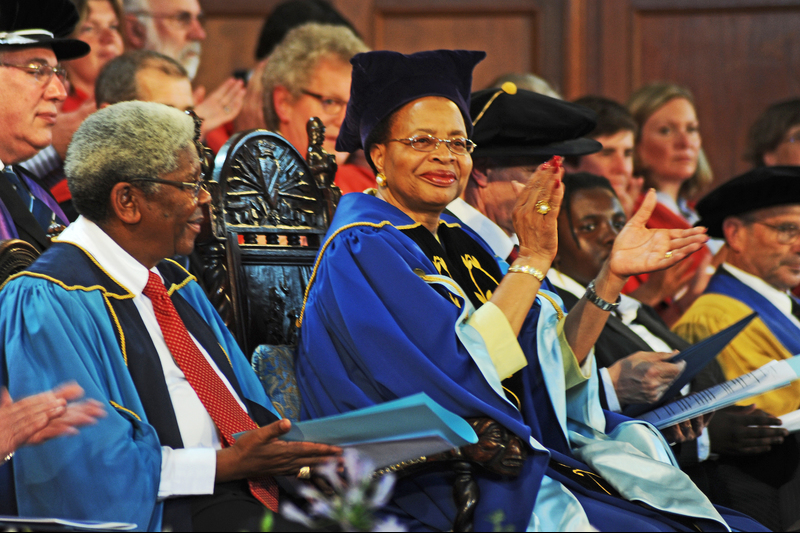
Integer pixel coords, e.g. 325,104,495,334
376,173,387,187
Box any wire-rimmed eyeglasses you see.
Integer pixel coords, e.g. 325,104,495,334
0,61,67,85
754,221,800,245
301,90,348,116
389,134,476,155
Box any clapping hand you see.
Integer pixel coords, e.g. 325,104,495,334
510,156,565,266
0,382,106,459
608,188,709,279
194,77,247,137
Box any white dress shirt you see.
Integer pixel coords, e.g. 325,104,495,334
57,216,247,498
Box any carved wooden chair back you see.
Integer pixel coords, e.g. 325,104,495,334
0,239,40,286
192,121,339,360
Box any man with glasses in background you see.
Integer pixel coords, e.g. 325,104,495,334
122,0,246,142
675,166,800,421
262,22,371,193
0,0,89,251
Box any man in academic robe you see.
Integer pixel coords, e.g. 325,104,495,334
0,101,339,531
672,165,800,529
0,0,83,251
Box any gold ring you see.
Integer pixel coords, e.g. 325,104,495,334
664,251,673,259
535,201,551,215
298,466,311,479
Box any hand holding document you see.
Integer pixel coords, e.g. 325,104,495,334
638,356,800,429
236,393,478,469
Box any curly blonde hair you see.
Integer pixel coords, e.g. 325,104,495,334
627,82,713,200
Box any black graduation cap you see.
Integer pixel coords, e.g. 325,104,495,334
336,49,486,153
470,83,602,159
0,0,90,60
696,165,800,238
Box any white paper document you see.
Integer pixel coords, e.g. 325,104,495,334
0,517,136,531
638,356,800,429
779,409,800,433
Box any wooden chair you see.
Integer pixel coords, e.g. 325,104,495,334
191,118,339,360
0,239,40,286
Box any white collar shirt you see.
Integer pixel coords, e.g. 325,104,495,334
57,216,240,498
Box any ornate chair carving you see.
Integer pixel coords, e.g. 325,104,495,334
191,118,339,360
0,239,40,286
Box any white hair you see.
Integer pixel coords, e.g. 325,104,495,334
65,101,195,222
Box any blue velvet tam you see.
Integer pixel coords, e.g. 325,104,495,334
0,0,90,60
696,165,800,238
335,49,486,153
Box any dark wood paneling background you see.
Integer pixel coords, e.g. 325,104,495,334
196,0,800,195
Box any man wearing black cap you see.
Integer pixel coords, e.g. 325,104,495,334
675,166,800,417
672,166,800,529
0,0,88,251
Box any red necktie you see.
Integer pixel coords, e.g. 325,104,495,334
143,271,279,512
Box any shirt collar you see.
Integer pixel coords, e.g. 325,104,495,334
722,262,794,318
56,216,160,297
447,197,515,259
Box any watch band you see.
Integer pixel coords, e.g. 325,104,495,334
584,279,620,312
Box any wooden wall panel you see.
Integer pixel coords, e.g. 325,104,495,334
377,12,536,90
195,16,264,93
583,0,800,194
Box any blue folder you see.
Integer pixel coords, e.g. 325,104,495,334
622,312,758,418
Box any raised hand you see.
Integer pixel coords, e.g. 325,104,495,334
216,419,342,482
609,188,708,278
511,156,565,267
194,77,247,136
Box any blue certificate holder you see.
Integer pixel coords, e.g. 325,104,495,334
235,393,478,468
623,312,758,418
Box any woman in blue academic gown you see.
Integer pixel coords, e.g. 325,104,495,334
295,49,762,532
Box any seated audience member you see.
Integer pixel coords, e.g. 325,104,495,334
453,88,704,446
0,0,86,251
24,0,125,192
452,84,601,261
262,23,371,194
0,383,105,515
0,101,340,530
549,172,717,446
122,0,245,148
563,96,642,217
625,83,718,325
745,98,800,167
53,50,196,221
235,0,358,133
673,166,800,530
295,49,760,531
95,49,193,110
